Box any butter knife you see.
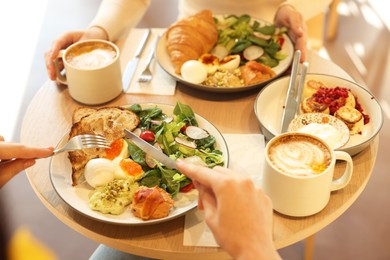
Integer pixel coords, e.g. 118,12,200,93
280,50,301,133
122,29,151,92
124,129,177,169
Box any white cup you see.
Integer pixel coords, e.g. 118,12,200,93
54,39,123,105
262,132,353,217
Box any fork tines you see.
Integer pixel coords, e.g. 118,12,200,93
80,134,111,148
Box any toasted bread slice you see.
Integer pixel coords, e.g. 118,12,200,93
334,106,364,134
68,107,140,186
72,107,98,124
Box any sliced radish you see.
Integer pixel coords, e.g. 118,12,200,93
185,126,210,139
253,31,272,40
150,116,173,125
175,136,196,149
210,45,229,60
132,128,142,136
243,45,264,61
164,116,173,123
145,143,163,168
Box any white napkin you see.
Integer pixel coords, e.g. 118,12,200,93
125,28,176,95
183,133,265,247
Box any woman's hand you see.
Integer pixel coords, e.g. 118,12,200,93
176,160,281,260
0,136,54,188
274,5,307,62
44,26,108,80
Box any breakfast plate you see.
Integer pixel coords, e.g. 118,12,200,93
50,103,229,225
156,15,294,93
254,74,383,156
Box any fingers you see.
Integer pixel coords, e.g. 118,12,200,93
176,160,223,186
0,159,36,188
45,31,85,80
0,142,54,160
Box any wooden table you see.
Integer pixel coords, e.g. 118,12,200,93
20,37,378,259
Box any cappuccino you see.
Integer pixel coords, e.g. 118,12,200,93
268,134,331,177
66,42,117,69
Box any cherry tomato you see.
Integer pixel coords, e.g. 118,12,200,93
276,36,285,49
180,182,194,192
139,130,155,142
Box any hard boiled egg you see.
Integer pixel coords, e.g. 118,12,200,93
181,60,207,84
112,157,144,180
104,138,129,160
84,158,115,188
198,53,219,74
219,55,240,71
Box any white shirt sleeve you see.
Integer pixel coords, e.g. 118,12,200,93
89,0,151,41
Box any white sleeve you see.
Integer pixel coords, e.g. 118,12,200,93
89,0,151,41
281,0,333,20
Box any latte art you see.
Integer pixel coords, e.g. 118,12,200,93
66,42,117,69
268,135,331,177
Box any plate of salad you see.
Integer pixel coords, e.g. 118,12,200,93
156,13,294,93
49,102,229,225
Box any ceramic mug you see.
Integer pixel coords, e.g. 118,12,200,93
262,132,353,217
54,39,122,105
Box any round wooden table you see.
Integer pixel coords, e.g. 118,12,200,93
20,37,378,259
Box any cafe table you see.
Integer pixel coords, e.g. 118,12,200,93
20,29,378,259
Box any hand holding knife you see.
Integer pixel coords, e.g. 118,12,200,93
122,29,151,92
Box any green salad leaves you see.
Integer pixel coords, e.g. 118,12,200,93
126,101,224,197
214,14,288,67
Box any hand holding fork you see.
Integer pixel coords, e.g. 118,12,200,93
0,134,110,166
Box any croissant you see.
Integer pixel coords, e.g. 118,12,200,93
166,10,218,74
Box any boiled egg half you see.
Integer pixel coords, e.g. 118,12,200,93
112,157,144,180
104,138,129,160
84,158,115,188
181,60,208,84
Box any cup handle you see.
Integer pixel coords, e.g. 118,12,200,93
330,151,353,191
54,50,67,85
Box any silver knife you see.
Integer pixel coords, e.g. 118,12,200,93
124,129,177,169
280,50,301,133
122,29,151,92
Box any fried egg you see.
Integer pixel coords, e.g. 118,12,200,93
84,158,115,188
112,157,144,180
104,138,129,160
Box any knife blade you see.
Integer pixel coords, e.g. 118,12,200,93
124,129,177,169
122,29,151,92
280,50,301,133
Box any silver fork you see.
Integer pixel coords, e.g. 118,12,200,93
53,134,110,154
138,36,160,83
0,134,110,166
137,47,155,83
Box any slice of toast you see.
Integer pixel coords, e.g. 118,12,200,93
68,106,140,186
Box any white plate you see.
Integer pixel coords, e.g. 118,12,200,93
254,74,383,156
50,103,229,225
156,16,294,93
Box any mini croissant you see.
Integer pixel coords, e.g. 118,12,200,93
166,10,218,74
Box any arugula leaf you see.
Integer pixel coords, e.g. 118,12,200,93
173,101,197,126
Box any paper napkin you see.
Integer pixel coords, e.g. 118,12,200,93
183,133,265,247
125,28,176,95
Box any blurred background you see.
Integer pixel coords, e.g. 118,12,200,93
0,0,389,259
